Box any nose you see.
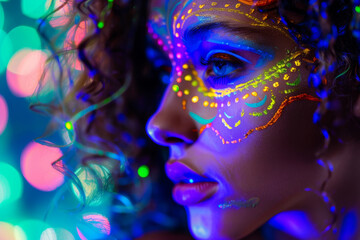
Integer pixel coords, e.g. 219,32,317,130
146,85,199,146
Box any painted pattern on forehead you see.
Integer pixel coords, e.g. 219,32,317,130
173,1,291,41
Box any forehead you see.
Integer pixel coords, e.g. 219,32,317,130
149,0,279,16
150,0,278,8
149,0,284,39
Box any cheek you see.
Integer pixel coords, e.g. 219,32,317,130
194,49,320,146
170,60,219,121
193,106,324,238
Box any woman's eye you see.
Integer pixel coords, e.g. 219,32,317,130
211,59,241,77
201,51,249,89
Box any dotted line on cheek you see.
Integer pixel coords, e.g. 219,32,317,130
210,93,321,145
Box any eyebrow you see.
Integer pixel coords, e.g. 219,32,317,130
183,22,279,45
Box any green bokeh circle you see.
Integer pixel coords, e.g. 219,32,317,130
16,220,50,240
0,4,4,30
0,162,23,204
21,0,48,19
0,30,12,73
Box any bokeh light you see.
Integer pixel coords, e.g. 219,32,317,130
0,223,27,240
138,165,150,178
63,21,87,70
71,164,111,206
0,1,86,239
0,3,4,30
0,26,41,74
40,227,75,240
0,222,18,240
0,162,23,205
17,219,50,240
0,30,12,73
77,213,111,240
6,49,48,97
20,141,64,191
48,0,72,28
0,95,8,135
77,228,87,240
21,0,48,19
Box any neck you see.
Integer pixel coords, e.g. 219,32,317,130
246,138,360,240
326,138,360,239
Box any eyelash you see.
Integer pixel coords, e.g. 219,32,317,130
200,52,248,89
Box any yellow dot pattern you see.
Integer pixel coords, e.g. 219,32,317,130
192,96,199,103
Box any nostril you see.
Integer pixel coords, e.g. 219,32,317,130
147,124,198,146
146,107,199,146
165,134,197,145
165,136,185,144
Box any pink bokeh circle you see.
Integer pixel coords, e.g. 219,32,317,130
63,21,87,70
6,49,48,98
48,0,73,28
0,95,8,135
20,142,64,191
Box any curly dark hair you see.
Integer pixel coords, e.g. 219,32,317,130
280,0,360,141
34,0,187,238
33,0,360,238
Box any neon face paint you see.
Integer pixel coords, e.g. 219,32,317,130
148,1,319,146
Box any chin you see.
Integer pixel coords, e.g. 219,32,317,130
186,206,260,240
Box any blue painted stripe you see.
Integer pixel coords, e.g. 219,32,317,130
245,95,268,108
189,112,216,125
224,112,232,119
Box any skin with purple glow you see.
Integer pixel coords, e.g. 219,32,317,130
146,0,360,239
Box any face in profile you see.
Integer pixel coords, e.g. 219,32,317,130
146,0,327,239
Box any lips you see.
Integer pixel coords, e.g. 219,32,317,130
166,161,219,206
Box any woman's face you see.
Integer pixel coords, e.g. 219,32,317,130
147,0,325,239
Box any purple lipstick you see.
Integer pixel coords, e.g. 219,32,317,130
166,161,218,205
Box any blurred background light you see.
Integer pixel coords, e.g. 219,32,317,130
0,222,18,240
0,1,101,238
40,227,75,240
0,222,27,240
13,226,27,240
16,219,50,240
77,213,111,240
20,141,64,191
21,0,48,19
138,165,149,178
0,3,4,30
0,162,23,205
6,49,48,97
0,26,41,75
48,0,72,28
0,29,12,73
0,95,8,135
63,21,86,70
